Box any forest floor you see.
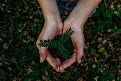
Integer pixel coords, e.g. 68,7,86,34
0,0,121,81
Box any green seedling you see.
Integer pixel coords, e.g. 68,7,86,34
38,28,74,61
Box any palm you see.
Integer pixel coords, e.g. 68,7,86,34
60,25,85,72
36,22,62,72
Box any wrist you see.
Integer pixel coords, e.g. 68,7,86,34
65,17,85,28
44,13,62,23
44,16,63,30
44,13,59,20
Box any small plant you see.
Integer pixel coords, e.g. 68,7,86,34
38,28,74,61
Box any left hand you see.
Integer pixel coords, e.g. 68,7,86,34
36,19,63,72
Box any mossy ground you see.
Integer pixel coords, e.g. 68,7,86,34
0,0,121,81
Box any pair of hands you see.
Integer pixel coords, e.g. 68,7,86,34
36,18,85,72
36,0,101,73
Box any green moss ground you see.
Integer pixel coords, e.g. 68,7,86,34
0,0,121,81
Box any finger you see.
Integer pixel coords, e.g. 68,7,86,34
60,53,76,71
55,58,61,72
59,59,69,72
46,51,58,70
60,69,65,73
60,59,69,70
76,47,84,64
36,38,47,63
56,58,61,66
39,47,47,63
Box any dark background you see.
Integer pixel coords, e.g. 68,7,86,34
0,0,121,81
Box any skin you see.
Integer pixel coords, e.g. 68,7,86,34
36,0,101,72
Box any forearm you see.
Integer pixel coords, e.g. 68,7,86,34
67,0,101,26
38,0,61,21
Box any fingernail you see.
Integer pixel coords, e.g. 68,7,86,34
60,70,65,73
59,65,64,71
40,57,43,63
78,59,81,64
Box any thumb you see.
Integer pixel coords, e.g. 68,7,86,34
39,47,47,63
76,47,84,64
36,40,47,63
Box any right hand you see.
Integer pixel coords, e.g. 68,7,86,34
36,19,63,72
59,19,85,72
